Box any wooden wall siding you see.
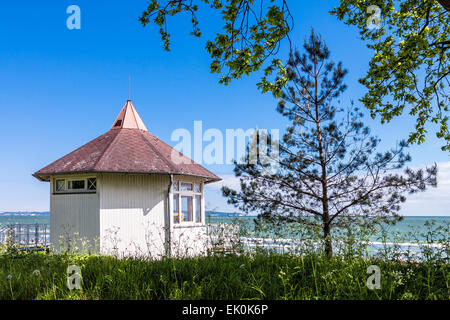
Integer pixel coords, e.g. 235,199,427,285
172,226,208,257
50,180,100,252
98,173,169,258
49,173,210,258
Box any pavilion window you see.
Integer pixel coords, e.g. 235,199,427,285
180,182,193,191
173,180,179,191
173,180,203,224
181,196,193,222
195,195,201,223
87,178,97,191
54,177,97,194
55,179,66,192
68,180,85,190
173,194,180,223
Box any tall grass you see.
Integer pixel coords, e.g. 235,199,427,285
0,250,448,300
0,219,448,300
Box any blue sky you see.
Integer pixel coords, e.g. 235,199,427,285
0,1,448,215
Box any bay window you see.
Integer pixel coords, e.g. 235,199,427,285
172,180,202,224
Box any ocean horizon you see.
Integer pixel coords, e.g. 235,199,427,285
1,211,449,217
1,211,448,243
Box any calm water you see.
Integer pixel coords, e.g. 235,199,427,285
0,214,50,227
1,213,448,243
206,215,450,243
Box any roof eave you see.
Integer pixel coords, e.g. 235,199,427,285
32,173,50,182
32,170,222,183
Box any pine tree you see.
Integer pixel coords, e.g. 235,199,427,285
222,30,437,258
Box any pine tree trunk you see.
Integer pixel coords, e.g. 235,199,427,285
323,215,333,258
312,54,333,259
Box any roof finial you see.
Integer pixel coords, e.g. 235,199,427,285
128,75,131,101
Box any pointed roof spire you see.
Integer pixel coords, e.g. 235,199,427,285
33,99,221,183
111,100,148,131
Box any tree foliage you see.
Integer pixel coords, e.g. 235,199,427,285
222,31,437,257
331,0,450,150
139,0,294,97
140,1,450,149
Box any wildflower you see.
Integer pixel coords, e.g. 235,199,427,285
7,274,12,280
390,270,404,287
33,269,41,276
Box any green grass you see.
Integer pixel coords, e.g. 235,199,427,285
0,251,448,300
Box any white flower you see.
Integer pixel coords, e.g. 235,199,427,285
32,269,41,276
7,274,12,280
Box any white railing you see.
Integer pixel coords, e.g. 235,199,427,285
0,224,50,249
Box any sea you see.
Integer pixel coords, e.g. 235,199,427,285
1,211,448,244
0,212,50,227
205,213,449,257
207,213,449,242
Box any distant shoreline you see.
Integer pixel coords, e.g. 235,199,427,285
0,212,50,216
0,211,449,217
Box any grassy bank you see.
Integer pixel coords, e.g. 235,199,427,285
0,251,448,300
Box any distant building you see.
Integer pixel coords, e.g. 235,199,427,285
33,100,221,258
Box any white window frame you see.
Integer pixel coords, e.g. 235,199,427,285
172,180,203,225
55,179,66,192
53,177,97,194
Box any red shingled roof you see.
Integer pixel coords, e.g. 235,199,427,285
33,101,221,183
